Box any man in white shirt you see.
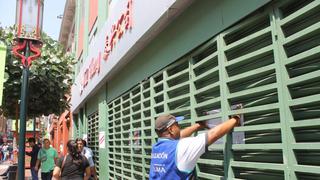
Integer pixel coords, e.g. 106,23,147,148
149,114,241,180
76,138,97,180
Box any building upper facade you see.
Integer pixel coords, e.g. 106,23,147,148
59,0,76,52
69,0,194,113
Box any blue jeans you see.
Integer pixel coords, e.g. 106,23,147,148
2,151,8,161
30,167,39,180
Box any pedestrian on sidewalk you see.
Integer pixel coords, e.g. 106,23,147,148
76,138,97,180
8,143,14,163
149,114,241,180
0,143,3,161
26,138,40,180
1,142,9,161
53,140,90,180
35,138,58,180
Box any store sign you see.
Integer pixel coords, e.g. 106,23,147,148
80,52,101,95
103,0,133,61
72,0,177,112
80,0,133,95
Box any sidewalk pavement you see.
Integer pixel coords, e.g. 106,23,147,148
0,160,33,180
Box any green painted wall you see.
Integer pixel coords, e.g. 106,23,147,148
97,85,108,179
107,0,271,102
0,44,7,106
83,0,89,59
86,92,100,116
97,0,108,32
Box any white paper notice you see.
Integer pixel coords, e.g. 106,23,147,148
205,104,245,144
99,131,106,148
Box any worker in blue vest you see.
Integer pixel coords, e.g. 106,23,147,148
149,114,241,179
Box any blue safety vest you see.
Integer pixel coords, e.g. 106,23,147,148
149,138,194,180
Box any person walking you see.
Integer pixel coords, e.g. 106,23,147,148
35,138,58,180
0,143,3,162
26,138,40,180
76,138,97,180
149,114,241,180
1,142,9,161
53,140,91,180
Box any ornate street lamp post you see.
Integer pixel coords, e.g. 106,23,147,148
12,0,43,179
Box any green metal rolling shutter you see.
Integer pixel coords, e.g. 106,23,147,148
107,84,152,179
273,0,320,179
106,0,320,179
88,111,100,177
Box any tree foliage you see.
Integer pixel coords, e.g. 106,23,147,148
0,26,75,117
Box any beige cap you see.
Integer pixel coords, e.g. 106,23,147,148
155,114,185,131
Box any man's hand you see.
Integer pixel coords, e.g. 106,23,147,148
34,166,39,171
197,121,208,129
231,114,241,126
231,104,243,127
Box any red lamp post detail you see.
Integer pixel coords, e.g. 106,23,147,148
14,0,43,67
12,40,42,67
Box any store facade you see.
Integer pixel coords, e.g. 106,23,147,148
70,0,320,179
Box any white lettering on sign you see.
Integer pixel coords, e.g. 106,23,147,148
151,152,168,159
153,164,166,173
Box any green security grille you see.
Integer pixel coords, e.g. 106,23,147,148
73,114,81,138
88,111,100,177
106,0,320,179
